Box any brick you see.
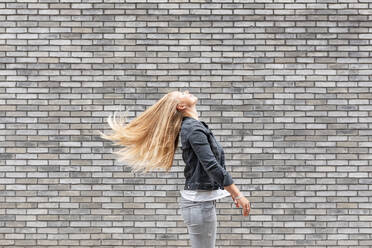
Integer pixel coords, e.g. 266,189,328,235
1,2,371,247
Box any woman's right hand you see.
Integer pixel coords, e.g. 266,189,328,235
234,196,251,216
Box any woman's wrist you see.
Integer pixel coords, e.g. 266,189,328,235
224,184,242,199
234,194,244,200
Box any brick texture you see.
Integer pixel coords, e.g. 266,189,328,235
1,0,372,247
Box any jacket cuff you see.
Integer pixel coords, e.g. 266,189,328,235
222,172,234,187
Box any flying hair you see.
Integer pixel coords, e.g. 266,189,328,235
98,91,183,173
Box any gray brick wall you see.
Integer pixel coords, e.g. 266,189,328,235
1,0,371,247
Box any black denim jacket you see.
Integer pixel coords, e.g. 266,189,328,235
180,116,234,190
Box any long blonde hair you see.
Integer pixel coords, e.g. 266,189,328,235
98,91,183,173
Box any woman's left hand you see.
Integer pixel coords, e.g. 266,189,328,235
232,196,251,216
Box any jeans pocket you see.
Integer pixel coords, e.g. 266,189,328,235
181,207,191,225
182,205,203,225
190,206,203,225
202,203,216,223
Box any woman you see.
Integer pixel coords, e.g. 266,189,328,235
99,90,250,248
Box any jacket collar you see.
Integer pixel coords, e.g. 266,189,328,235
182,116,209,129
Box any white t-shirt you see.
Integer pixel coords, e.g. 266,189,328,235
180,188,231,202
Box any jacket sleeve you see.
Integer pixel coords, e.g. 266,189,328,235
188,127,234,188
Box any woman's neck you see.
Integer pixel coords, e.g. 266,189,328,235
183,107,199,120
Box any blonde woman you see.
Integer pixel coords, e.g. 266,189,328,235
99,90,250,248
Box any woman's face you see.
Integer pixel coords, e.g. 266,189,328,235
174,90,198,111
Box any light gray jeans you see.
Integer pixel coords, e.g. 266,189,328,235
180,197,217,248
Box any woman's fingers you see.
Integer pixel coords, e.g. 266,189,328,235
234,197,251,216
242,201,250,216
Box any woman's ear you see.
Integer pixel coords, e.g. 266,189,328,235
176,104,185,112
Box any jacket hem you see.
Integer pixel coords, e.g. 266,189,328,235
184,182,221,191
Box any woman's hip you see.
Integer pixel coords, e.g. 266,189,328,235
180,197,217,225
